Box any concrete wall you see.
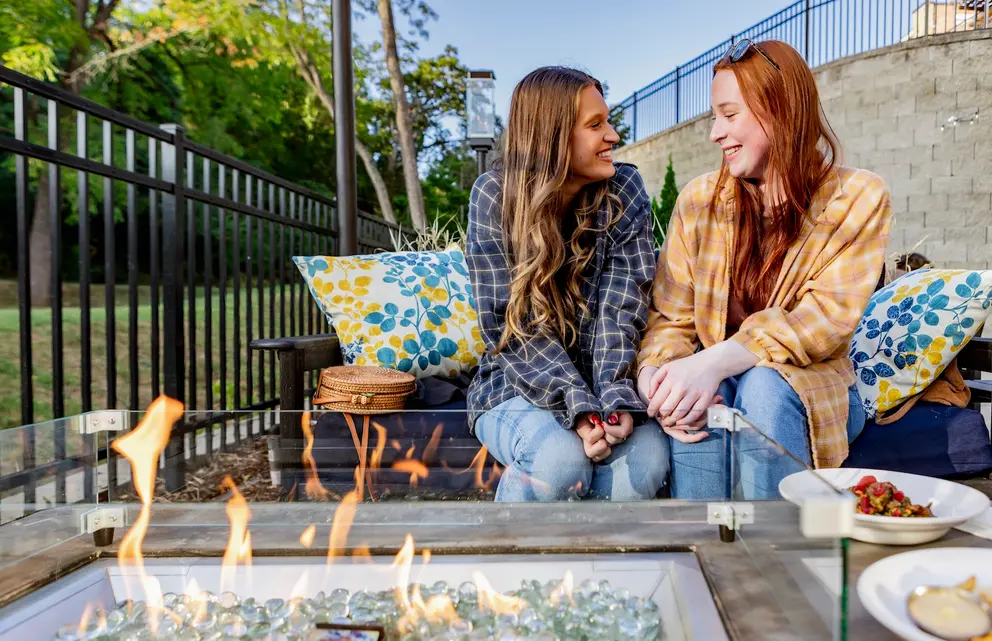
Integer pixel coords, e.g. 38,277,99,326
614,30,992,269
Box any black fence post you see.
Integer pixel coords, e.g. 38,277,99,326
805,0,811,61
674,67,681,126
160,124,187,492
631,92,638,144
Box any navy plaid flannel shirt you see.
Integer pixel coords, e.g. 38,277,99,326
466,163,656,430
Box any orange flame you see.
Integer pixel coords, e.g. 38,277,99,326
76,603,94,637
468,446,488,488
111,396,183,607
301,412,329,500
96,607,107,632
220,476,252,593
184,578,209,625
353,544,373,563
392,459,429,486
392,536,461,632
299,525,317,548
487,461,503,490
327,490,358,567
473,571,528,615
369,422,388,471
551,570,575,606
112,396,183,504
404,444,416,459
391,534,416,611
390,440,401,451
422,425,443,465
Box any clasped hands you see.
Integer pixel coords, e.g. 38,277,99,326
575,411,633,463
636,349,726,444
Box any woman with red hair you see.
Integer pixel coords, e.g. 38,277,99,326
637,39,892,499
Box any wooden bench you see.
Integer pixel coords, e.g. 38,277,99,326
251,334,992,492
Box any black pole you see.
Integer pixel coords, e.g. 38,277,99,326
160,123,187,492
805,0,811,62
477,149,487,176
333,0,358,255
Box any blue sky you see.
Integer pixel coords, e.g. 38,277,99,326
353,0,795,119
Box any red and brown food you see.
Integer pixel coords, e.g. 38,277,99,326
848,475,934,517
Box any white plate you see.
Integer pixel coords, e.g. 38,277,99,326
778,468,989,545
857,547,992,641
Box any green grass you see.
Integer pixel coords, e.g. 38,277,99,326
0,285,312,428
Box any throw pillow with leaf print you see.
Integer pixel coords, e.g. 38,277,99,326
850,269,992,418
294,246,485,379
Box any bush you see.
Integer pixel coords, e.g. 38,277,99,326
651,155,678,248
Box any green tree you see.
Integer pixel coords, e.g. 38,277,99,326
651,155,678,248
0,0,214,305
421,142,474,229
608,104,632,148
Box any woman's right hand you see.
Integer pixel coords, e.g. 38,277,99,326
575,413,611,462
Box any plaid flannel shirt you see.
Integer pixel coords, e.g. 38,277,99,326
637,167,892,468
466,163,656,430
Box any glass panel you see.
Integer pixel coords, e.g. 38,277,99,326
1,414,101,520
0,407,852,639
728,411,849,641
0,408,715,564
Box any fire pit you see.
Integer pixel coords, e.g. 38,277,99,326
4,550,710,640
0,404,852,641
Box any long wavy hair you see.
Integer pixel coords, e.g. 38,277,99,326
494,66,619,352
711,40,840,314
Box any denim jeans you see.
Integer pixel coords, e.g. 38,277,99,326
474,396,671,501
669,366,866,500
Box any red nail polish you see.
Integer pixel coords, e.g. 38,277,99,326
608,413,619,425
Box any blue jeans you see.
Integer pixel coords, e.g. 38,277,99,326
474,396,671,501
669,366,866,500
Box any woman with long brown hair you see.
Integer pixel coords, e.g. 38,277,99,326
637,40,891,499
467,66,669,502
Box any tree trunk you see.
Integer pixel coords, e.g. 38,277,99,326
289,45,398,224
355,142,395,227
377,0,427,231
26,0,112,307
28,170,52,308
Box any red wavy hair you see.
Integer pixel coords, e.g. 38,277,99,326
711,40,840,314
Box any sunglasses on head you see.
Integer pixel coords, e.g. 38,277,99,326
723,38,781,71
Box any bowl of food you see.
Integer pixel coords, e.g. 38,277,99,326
778,468,990,545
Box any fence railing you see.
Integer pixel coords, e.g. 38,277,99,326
611,0,990,143
0,64,409,502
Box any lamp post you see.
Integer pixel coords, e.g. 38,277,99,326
333,0,357,255
466,70,496,175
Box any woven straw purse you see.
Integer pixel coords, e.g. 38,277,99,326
312,366,416,414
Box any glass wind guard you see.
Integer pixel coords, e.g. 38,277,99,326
0,404,852,641
725,408,852,641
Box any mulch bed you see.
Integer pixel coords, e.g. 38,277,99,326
118,437,285,503
121,436,495,504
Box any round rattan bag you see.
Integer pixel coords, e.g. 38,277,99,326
312,366,416,415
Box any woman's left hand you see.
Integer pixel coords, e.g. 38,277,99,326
602,411,634,445
646,351,724,426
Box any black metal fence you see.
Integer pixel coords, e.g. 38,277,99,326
611,0,991,143
0,65,407,503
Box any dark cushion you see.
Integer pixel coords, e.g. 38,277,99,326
305,399,488,492
843,402,992,477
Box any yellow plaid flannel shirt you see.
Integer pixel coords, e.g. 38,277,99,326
637,167,892,468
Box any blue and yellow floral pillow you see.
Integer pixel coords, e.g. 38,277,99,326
850,269,992,417
293,247,485,378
